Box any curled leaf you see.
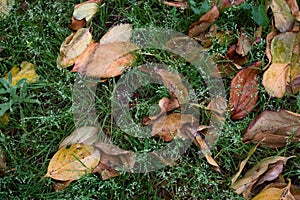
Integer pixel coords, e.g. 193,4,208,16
59,28,93,68
73,0,102,22
228,64,259,120
45,143,100,181
243,110,300,148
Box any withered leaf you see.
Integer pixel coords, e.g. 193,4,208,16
100,23,133,45
4,61,39,86
72,42,137,78
217,0,244,9
59,126,99,149
162,1,188,9
69,17,86,31
228,64,259,120
150,113,198,142
270,0,294,32
93,162,120,180
52,180,73,192
59,28,93,68
73,0,102,22
254,160,284,187
188,5,219,38
45,143,100,181
232,156,294,198
147,96,180,121
235,34,252,57
243,110,300,148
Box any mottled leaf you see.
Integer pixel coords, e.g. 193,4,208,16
270,0,294,32
243,110,300,148
45,143,100,181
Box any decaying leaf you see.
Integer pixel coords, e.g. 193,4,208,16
147,96,180,121
232,156,294,198
0,0,15,18
150,113,198,142
73,42,99,73
188,5,219,39
73,0,102,22
270,0,294,32
59,126,99,149
69,17,86,31
72,42,137,78
235,34,252,57
4,61,39,86
45,143,100,181
93,162,120,180
162,1,188,9
59,28,93,68
94,142,135,172
216,0,244,9
228,63,260,120
100,23,132,45
263,32,297,97
243,110,300,148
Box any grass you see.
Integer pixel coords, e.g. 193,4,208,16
0,0,300,199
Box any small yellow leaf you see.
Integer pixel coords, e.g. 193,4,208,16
45,143,100,181
73,2,99,22
4,62,39,86
252,187,284,200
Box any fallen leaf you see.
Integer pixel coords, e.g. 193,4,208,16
59,126,99,149
252,187,287,200
270,0,294,32
188,5,219,38
216,0,244,9
288,31,300,92
226,44,248,67
231,143,259,186
93,162,120,180
232,156,294,198
243,110,300,148
254,160,284,187
162,1,188,9
235,34,252,57
73,0,102,22
150,113,198,142
72,42,137,78
73,42,99,73
259,182,300,200
0,0,15,18
100,23,133,45
228,63,260,120
4,61,39,86
59,28,93,68
52,180,73,192
69,17,86,31
147,96,180,121
94,142,135,171
265,29,278,69
45,143,100,181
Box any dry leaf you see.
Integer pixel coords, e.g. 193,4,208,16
235,34,252,57
52,180,73,192
188,5,219,38
94,142,135,171
232,156,294,198
45,143,100,181
270,0,294,32
93,162,120,180
265,29,278,69
254,160,284,187
73,42,99,73
59,126,99,149
228,64,259,120
243,110,300,148
73,0,102,22
260,182,300,200
162,1,188,9
59,28,93,68
4,61,39,86
150,113,198,142
100,24,133,45
216,0,244,9
69,17,86,31
252,187,287,200
72,42,137,78
0,0,15,18
147,96,180,121
231,143,259,186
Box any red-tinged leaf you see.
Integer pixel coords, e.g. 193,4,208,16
72,43,98,73
162,1,188,9
69,17,86,31
188,5,219,38
235,34,252,57
226,44,248,66
93,162,120,180
215,0,244,9
243,110,300,148
228,63,260,120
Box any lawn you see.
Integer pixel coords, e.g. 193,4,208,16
0,0,300,199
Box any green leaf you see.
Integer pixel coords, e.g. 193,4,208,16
0,102,11,116
251,4,269,27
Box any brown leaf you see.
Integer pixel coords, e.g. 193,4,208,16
59,28,93,68
150,113,198,142
254,160,284,187
232,156,294,198
92,162,120,180
226,44,248,66
94,142,135,171
59,126,99,149
228,64,260,120
52,180,73,192
72,42,137,78
45,143,101,181
235,34,252,57
73,42,98,73
100,23,133,45
188,5,219,38
216,0,244,9
265,29,278,69
162,1,188,9
147,96,180,121
243,110,300,148
286,0,300,16
69,17,86,31
270,0,294,32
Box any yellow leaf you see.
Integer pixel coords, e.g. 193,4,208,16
4,62,39,86
59,28,93,68
45,143,100,181
252,187,284,200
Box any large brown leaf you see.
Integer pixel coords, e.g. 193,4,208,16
228,64,259,120
243,110,300,148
